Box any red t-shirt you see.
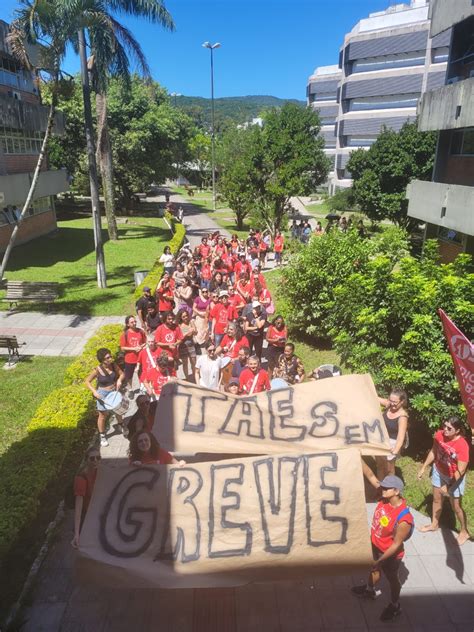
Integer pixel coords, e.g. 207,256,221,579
157,280,175,312
267,324,287,348
137,347,161,383
274,235,284,252
147,366,176,395
200,263,212,281
220,334,250,359
210,303,238,335
74,469,98,513
250,273,267,289
120,328,146,364
214,244,226,257
237,279,252,299
228,292,245,313
235,260,251,279
239,367,270,394
199,244,211,258
131,448,174,466
371,499,414,559
434,430,470,479
154,324,183,360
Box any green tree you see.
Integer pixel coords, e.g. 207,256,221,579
327,187,357,213
347,122,437,229
251,103,330,234
217,126,257,230
186,131,211,188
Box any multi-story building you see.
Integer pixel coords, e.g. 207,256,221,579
0,19,68,254
406,0,474,261
307,65,341,181
307,0,449,193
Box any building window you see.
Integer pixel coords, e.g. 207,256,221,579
351,51,425,74
432,47,449,64
450,129,474,155
349,94,419,111
0,196,52,227
0,126,44,155
345,135,377,147
437,226,464,245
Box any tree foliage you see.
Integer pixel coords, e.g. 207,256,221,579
327,187,357,213
280,230,474,432
347,122,437,228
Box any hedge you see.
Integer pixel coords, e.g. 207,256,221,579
133,212,186,302
64,323,123,385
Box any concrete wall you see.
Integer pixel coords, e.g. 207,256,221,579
0,169,69,206
429,0,474,37
0,208,56,252
417,78,474,131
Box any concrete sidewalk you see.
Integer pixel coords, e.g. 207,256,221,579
0,311,123,358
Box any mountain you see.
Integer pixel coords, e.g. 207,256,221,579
174,94,306,130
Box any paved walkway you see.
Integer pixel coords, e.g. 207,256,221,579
0,312,123,358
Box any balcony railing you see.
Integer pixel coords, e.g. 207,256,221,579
417,78,474,131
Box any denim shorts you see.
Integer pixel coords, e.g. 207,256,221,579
96,387,113,412
432,464,466,498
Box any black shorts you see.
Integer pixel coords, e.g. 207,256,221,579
124,362,137,381
372,544,401,580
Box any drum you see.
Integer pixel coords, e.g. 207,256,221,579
221,356,233,387
102,391,130,416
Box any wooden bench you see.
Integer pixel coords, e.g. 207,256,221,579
0,334,23,365
2,281,60,309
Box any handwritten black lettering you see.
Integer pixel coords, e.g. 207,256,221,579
175,383,227,433
253,456,300,554
100,467,160,558
218,397,264,439
156,467,203,563
345,424,363,444
308,401,339,438
363,419,385,444
208,463,252,558
268,388,305,442
304,453,347,547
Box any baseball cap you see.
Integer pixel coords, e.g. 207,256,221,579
252,300,261,308
228,379,239,386
380,475,404,492
219,290,229,297
143,286,151,292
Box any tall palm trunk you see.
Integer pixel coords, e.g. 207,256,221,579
78,28,107,288
0,72,59,281
96,91,118,241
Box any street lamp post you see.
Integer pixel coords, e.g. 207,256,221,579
202,41,221,211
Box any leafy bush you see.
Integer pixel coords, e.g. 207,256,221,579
64,324,123,385
133,212,186,301
327,187,357,213
0,385,93,557
279,226,409,339
331,242,473,430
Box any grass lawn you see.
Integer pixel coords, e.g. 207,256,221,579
1,216,170,316
0,356,71,457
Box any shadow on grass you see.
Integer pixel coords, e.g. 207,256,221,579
0,422,95,628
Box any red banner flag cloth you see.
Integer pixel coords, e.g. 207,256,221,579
438,309,474,431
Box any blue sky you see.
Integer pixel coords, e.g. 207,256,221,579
0,0,392,99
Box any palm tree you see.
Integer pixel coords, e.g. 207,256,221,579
86,1,174,239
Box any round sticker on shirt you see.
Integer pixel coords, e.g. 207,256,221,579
165,333,174,342
380,516,389,527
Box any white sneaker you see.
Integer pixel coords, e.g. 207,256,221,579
100,434,109,447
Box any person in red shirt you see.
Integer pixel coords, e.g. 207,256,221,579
119,315,147,387
418,416,470,545
154,311,183,365
228,285,245,314
200,257,212,289
236,272,252,303
144,351,176,400
266,315,288,372
273,230,284,267
352,475,414,622
234,254,251,280
213,237,227,258
136,338,161,384
216,322,249,360
71,446,101,548
249,266,267,290
239,355,270,394
210,291,238,346
128,431,183,466
155,272,175,317
199,237,211,259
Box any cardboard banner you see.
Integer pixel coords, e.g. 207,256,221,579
439,309,474,431
153,374,391,456
78,449,372,588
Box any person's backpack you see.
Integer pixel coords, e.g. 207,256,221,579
395,507,414,540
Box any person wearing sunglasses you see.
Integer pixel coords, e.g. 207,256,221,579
418,416,470,545
71,446,102,549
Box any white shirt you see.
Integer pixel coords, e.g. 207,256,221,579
196,355,222,389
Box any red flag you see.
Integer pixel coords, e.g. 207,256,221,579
438,309,474,431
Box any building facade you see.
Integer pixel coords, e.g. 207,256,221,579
0,19,68,253
307,1,449,193
406,0,474,261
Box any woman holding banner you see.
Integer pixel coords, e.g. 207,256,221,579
129,431,184,466
376,389,408,481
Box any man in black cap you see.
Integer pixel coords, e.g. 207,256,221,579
135,286,155,329
351,475,414,622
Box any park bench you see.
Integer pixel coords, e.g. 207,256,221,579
0,334,24,365
2,280,60,310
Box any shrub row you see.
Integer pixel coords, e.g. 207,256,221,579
133,212,186,302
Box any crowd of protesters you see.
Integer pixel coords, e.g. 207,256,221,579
76,220,471,622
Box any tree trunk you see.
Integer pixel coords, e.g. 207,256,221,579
78,28,107,288
96,91,118,241
0,79,59,280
